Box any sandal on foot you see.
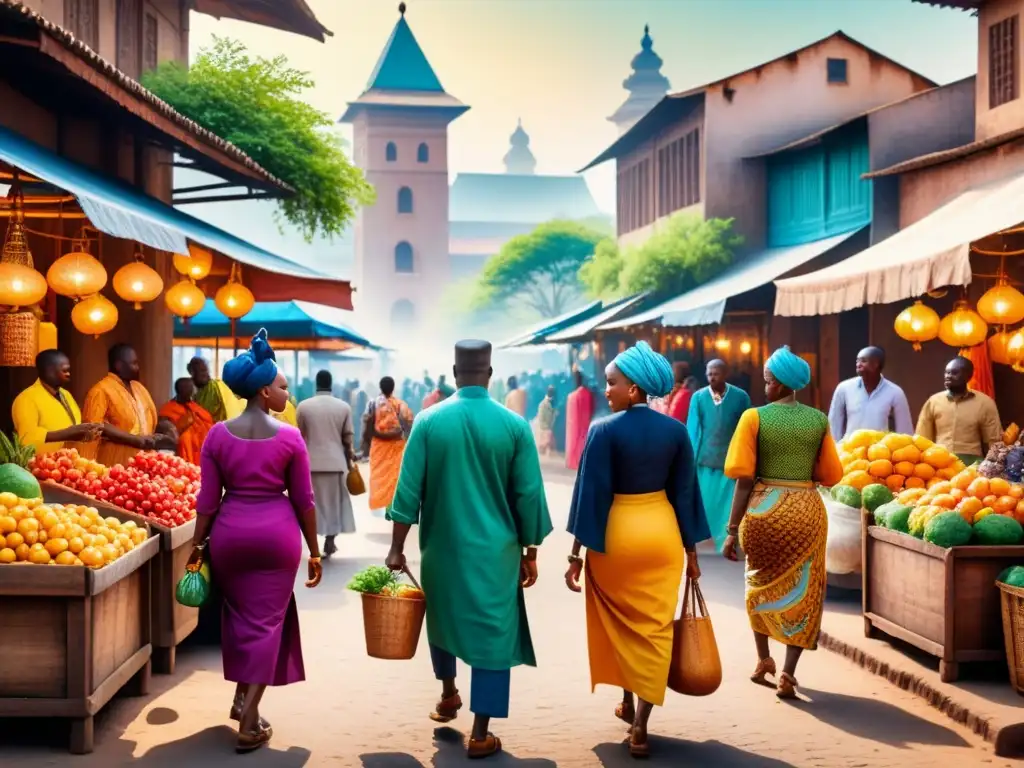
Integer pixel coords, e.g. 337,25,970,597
750,657,777,687
229,704,270,731
776,672,799,700
615,702,635,725
467,733,502,759
428,692,462,723
235,724,272,754
624,732,649,759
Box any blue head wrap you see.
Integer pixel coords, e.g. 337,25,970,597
766,345,811,391
222,328,279,400
612,341,674,398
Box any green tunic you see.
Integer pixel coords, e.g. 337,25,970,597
387,385,553,670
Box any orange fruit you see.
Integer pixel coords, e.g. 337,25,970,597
995,495,1018,514
913,463,936,480
28,547,51,564
15,517,38,536
894,461,916,477
991,478,1011,497
78,546,104,568
932,494,957,509
8,505,28,521
905,477,926,489
0,547,15,564
936,467,960,480
892,445,922,464
14,543,29,561
4,531,24,549
928,481,953,495
869,459,893,478
68,537,85,554
867,444,891,461
950,488,966,502
91,534,109,548
0,515,15,534
952,471,974,491
885,475,905,492
0,491,17,508
1017,500,1024,518
44,537,68,556
958,496,984,516
22,530,38,546
54,551,77,565
100,544,118,563
983,494,998,508
1011,485,1024,500
922,446,954,469
968,477,991,499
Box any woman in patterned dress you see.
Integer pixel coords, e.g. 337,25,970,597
721,346,844,700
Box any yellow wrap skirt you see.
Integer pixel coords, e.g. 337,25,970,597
585,491,684,706
738,479,828,650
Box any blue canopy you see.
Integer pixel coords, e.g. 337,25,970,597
497,300,604,349
174,300,379,349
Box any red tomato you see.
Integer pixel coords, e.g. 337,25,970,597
124,500,136,510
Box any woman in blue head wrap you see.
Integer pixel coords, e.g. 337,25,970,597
720,346,844,701
185,329,323,753
565,341,710,757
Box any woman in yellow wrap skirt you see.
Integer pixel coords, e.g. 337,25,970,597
722,346,844,700
565,342,710,758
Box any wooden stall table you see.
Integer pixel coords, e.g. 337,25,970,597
43,483,200,675
0,531,159,753
862,514,1024,682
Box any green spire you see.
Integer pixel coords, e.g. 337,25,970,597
365,4,444,93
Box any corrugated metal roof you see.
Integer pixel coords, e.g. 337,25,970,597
0,0,287,191
863,125,1024,179
449,174,601,224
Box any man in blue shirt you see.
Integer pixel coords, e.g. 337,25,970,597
828,346,914,441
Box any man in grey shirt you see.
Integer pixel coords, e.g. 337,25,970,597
828,346,914,441
296,370,356,557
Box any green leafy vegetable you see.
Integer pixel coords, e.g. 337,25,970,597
347,565,399,595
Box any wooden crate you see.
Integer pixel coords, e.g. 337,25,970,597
42,483,199,674
862,516,1024,682
0,534,159,754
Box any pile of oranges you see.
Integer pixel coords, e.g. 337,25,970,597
0,493,148,567
896,466,1024,524
837,430,966,494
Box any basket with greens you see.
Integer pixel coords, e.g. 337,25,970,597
349,565,426,660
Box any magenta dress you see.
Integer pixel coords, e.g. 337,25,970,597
196,422,315,686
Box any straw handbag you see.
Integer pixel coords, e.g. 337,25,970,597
346,461,366,496
668,577,722,696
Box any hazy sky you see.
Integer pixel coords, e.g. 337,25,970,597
188,0,978,216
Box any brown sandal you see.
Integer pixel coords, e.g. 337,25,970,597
624,730,650,759
429,692,463,723
776,672,799,700
615,702,635,725
235,723,272,754
750,657,777,688
229,703,270,731
467,733,502,759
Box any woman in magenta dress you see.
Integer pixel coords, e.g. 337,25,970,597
187,329,322,753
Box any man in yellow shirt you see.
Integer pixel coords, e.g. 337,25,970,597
80,343,158,467
916,356,1002,464
12,350,103,455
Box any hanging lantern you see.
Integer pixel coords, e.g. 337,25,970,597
989,329,1016,365
112,250,164,310
165,279,205,318
37,321,57,353
893,300,940,351
977,281,1024,326
71,293,118,338
46,246,107,300
938,299,989,349
0,262,47,309
172,243,213,281
214,264,255,319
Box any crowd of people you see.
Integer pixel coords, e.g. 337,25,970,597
8,331,1007,759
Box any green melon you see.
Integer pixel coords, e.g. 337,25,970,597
0,463,41,500
973,515,1024,546
924,511,973,548
862,484,894,513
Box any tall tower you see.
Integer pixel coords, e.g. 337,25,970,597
340,3,468,344
503,119,536,175
608,25,671,135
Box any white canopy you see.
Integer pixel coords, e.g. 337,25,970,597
774,170,1024,317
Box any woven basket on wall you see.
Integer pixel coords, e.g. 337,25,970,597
998,581,1024,696
0,311,39,367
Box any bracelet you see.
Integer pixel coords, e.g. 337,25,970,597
522,549,537,562
726,525,739,536
192,541,207,551
568,554,583,565
309,556,322,565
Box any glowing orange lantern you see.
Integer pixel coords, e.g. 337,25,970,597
46,249,107,300
894,300,940,351
112,256,164,310
172,244,213,281
215,266,255,319
977,281,1024,326
0,262,47,308
71,293,118,338
989,329,1016,365
165,279,205,318
938,300,988,349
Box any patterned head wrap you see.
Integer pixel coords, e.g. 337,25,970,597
766,345,811,391
222,328,278,400
612,341,674,398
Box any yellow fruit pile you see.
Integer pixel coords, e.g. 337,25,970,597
837,430,966,494
0,492,148,567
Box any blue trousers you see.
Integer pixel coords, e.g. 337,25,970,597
429,643,510,718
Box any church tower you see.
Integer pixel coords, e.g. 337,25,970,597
608,25,671,135
340,3,468,344
503,119,536,175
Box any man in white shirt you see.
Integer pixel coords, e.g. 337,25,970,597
828,346,914,441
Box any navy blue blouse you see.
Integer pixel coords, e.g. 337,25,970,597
567,405,711,553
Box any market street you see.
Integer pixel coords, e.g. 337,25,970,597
1,463,1010,768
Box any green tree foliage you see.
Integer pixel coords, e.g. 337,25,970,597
473,220,608,318
142,37,374,241
580,214,742,299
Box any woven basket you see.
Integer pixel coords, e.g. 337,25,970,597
998,581,1024,695
361,585,426,660
0,311,38,367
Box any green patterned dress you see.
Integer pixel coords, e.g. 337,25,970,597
723,402,845,649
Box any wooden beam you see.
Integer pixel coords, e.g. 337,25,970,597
173,192,274,204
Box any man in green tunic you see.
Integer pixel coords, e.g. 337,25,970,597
188,356,240,423
386,339,552,760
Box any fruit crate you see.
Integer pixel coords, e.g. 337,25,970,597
0,531,159,753
862,515,1024,682
42,482,199,675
